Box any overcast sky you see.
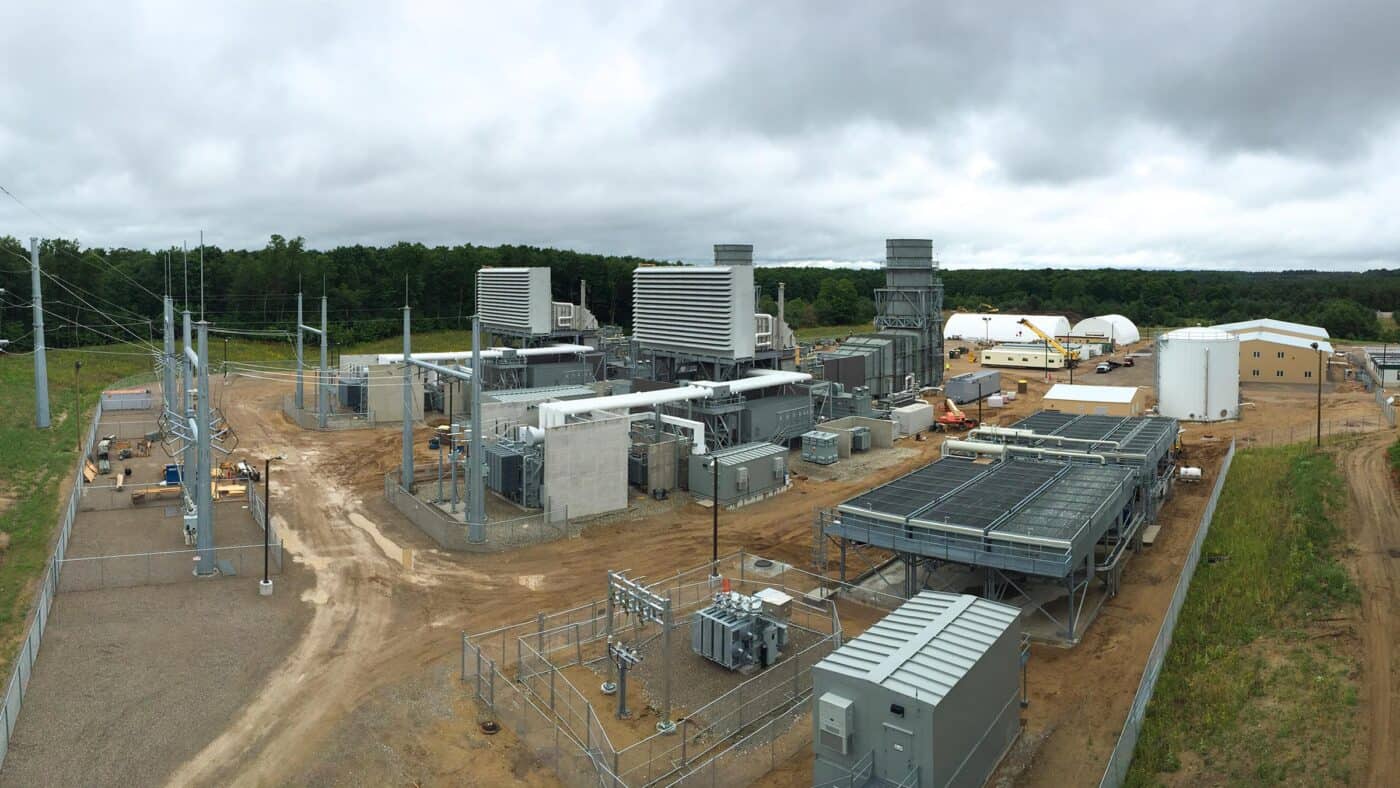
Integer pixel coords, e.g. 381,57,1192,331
1,1,1398,270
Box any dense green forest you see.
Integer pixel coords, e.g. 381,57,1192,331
1,235,1397,350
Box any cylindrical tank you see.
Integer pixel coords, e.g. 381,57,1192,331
1156,328,1240,421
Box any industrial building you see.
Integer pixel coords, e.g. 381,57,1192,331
1236,331,1333,383
1155,328,1240,422
1361,347,1400,387
812,592,1023,788
821,410,1178,641
943,313,1070,344
1068,314,1141,347
979,343,1069,370
1041,383,1147,416
819,240,945,399
1211,318,1329,342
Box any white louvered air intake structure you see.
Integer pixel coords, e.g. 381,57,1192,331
476,267,554,336
632,245,756,359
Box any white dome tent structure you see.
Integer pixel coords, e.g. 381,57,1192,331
1070,314,1140,346
943,313,1071,344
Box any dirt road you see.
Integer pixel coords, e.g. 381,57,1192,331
1341,435,1399,786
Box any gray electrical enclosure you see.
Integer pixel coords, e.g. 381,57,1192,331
801,430,840,465
811,592,1023,788
850,426,872,452
688,442,788,504
945,370,1001,404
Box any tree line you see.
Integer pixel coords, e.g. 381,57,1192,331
1,235,1397,351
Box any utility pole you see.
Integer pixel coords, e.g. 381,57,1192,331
710,454,720,568
319,294,328,429
261,455,283,596
1311,342,1322,448
30,238,51,428
401,305,414,493
194,321,216,576
468,315,485,542
295,292,304,410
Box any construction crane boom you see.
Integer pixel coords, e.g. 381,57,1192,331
1016,318,1078,362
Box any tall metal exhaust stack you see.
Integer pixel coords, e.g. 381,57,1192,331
30,238,50,428
777,282,786,347
468,315,485,542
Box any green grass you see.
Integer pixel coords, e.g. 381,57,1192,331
0,330,466,679
1388,438,1400,479
792,322,872,342
1126,446,1361,786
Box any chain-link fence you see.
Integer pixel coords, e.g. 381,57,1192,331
0,401,105,769
461,551,903,787
1232,414,1390,447
384,469,571,552
1099,440,1236,787
55,542,284,592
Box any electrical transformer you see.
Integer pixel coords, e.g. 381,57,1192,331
691,588,791,671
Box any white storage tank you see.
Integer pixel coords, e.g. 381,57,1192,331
1156,328,1240,422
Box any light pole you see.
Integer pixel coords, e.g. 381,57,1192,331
1310,342,1322,448
709,454,720,571
262,454,284,595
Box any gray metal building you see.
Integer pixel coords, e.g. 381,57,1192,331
812,591,1022,788
944,370,1000,404
687,442,788,506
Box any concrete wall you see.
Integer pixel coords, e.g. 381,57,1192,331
543,415,628,519
1240,338,1328,384
821,416,896,457
367,364,423,423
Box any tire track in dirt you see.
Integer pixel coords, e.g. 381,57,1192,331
1340,435,1398,786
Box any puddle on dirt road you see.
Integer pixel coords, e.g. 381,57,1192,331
347,511,407,566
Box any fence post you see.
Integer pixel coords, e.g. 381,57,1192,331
574,623,583,667
550,666,556,712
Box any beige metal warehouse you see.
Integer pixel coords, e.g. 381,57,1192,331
1237,331,1333,384
1041,383,1147,416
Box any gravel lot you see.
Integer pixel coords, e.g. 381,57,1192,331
0,566,312,787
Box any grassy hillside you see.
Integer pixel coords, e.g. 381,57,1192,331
1127,446,1360,785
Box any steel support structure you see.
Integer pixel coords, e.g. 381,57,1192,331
296,293,328,427
604,571,675,733
162,296,176,418
30,237,50,428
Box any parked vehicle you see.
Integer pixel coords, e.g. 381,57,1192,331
1096,362,1112,374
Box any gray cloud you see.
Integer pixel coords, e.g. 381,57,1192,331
0,0,1397,271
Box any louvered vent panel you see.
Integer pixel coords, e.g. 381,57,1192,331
476,268,553,335
632,266,755,358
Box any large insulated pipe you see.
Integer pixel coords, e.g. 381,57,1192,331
943,439,1108,465
970,425,1122,450
374,344,593,365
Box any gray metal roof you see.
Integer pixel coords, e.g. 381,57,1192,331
712,441,787,466
485,384,598,404
815,591,1018,704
